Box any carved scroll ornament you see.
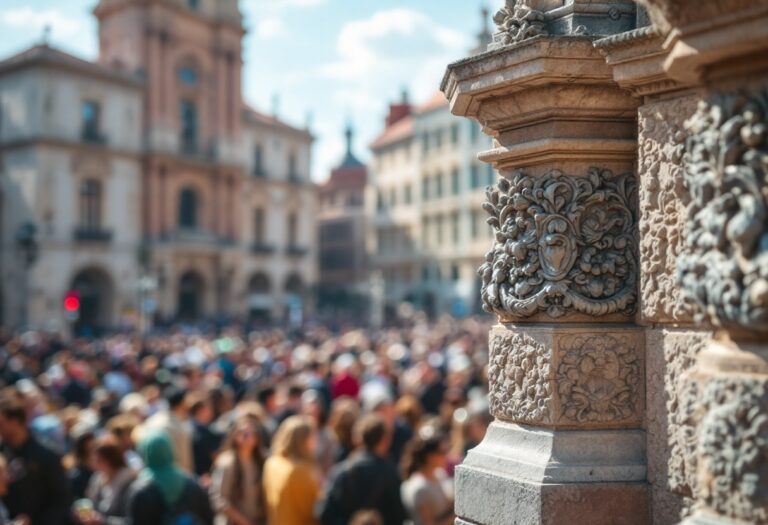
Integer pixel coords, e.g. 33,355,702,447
479,168,638,319
679,92,768,333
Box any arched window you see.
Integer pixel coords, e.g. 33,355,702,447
179,187,199,229
80,179,102,228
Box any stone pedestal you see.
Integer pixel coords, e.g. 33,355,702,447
442,4,648,523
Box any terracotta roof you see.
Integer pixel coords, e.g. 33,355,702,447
241,104,313,140
369,115,414,151
416,91,449,114
0,44,143,87
322,165,367,193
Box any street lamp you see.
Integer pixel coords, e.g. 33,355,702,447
15,221,38,329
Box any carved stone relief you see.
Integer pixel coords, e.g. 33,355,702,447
556,334,641,424
488,330,552,424
695,377,768,522
639,97,698,324
679,91,768,333
479,168,638,320
493,0,548,45
665,332,709,499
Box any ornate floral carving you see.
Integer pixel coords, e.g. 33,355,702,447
479,168,638,319
556,334,641,423
493,0,548,45
696,378,768,522
488,331,552,423
638,98,698,323
666,333,708,498
679,91,768,333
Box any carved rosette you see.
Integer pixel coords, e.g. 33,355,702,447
639,98,698,324
488,331,552,424
556,334,641,424
493,0,548,45
694,378,768,522
479,168,638,320
679,91,768,333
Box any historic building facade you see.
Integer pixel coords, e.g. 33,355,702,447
367,92,494,318
444,1,768,524
367,12,494,320
0,0,316,331
317,125,368,319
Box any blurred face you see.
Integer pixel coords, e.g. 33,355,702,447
235,423,259,451
0,414,24,447
428,441,449,470
0,465,8,496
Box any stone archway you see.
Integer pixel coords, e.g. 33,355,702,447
177,270,205,321
71,267,115,336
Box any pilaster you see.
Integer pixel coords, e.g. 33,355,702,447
442,3,647,523
634,1,768,523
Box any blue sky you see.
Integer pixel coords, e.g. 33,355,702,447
0,0,491,180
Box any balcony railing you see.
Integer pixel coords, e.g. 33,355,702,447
81,128,108,145
286,245,309,257
73,227,113,243
251,242,276,255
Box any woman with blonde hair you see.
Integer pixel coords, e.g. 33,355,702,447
262,415,319,525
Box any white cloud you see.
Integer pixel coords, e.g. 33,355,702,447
282,0,326,6
0,7,86,39
256,16,284,39
321,8,468,81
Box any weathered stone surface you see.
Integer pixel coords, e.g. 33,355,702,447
645,329,710,525
455,420,648,525
479,169,638,321
488,325,644,429
638,97,698,325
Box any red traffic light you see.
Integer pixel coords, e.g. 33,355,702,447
63,291,80,312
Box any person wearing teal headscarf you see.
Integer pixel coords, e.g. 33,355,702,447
137,430,186,505
127,430,214,525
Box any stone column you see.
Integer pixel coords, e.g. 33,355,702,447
442,2,648,524
635,1,768,524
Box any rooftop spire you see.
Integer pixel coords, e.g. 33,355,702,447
338,120,364,170
471,4,493,56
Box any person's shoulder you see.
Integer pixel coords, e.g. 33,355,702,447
29,436,62,463
214,450,236,469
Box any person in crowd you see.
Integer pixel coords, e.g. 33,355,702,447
274,385,303,427
142,386,194,473
327,398,359,464
318,414,406,525
0,454,27,525
0,394,71,525
105,416,142,472
67,430,95,501
262,415,319,525
189,393,222,479
209,415,265,525
400,428,454,525
126,430,213,525
76,438,135,525
361,384,413,466
330,355,360,400
301,390,336,477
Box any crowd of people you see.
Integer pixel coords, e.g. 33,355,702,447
0,315,492,525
